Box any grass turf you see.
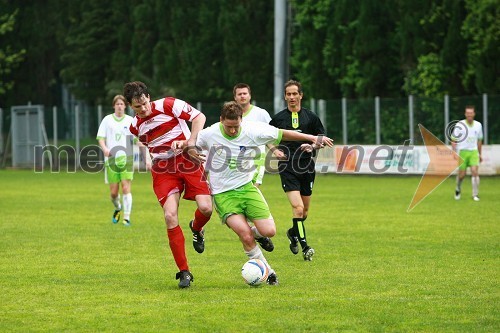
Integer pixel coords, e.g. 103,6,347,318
0,170,498,332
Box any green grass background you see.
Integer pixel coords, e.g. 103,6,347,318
0,170,498,332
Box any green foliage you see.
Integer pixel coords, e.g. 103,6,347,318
404,53,447,97
0,9,25,95
462,0,500,93
1,0,498,108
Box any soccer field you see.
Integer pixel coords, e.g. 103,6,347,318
0,170,498,332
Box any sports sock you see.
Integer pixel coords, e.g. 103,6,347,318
292,217,308,250
472,176,480,197
122,193,132,220
111,195,121,210
245,245,274,275
251,226,264,239
192,208,211,231
456,176,463,191
167,225,189,271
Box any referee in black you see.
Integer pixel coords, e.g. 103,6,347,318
269,80,328,261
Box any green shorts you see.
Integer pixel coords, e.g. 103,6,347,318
213,182,271,224
105,155,134,184
458,150,479,171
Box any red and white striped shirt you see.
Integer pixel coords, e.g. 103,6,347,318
129,97,201,160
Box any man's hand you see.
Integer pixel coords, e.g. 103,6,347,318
314,135,333,149
186,146,206,164
270,147,287,160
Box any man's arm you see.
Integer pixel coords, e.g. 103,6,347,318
281,130,333,148
188,113,206,146
98,138,110,157
478,140,483,162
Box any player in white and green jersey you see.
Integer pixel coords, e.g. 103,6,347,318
194,101,333,285
97,95,139,226
233,83,272,186
451,105,483,201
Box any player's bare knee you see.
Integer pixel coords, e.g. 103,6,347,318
163,210,177,223
198,204,212,216
240,232,255,246
293,206,304,217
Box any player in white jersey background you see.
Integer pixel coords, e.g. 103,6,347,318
233,83,272,186
96,95,149,226
193,101,333,285
451,105,483,201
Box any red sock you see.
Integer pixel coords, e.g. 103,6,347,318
167,225,188,271
192,208,211,231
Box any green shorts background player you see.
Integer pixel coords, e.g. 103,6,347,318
451,105,483,201
97,95,149,226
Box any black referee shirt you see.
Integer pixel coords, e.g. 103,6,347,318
269,108,326,160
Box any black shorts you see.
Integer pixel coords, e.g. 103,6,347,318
278,159,316,196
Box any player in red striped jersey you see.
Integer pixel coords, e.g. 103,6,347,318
124,81,212,288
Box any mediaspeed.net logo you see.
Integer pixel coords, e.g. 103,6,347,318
32,123,464,211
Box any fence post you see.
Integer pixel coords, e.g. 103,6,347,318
318,99,326,132
408,95,414,144
75,104,80,169
444,95,449,145
97,104,103,160
53,106,58,146
310,98,316,114
196,102,202,112
375,96,380,145
483,93,488,144
342,97,347,144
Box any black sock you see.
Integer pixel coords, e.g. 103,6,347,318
292,217,307,250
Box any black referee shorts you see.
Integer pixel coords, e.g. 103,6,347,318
278,159,316,196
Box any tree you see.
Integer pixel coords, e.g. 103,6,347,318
462,0,500,93
60,0,117,104
0,9,25,96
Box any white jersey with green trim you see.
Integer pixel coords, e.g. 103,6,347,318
197,121,283,194
453,119,483,151
242,105,272,157
96,114,135,159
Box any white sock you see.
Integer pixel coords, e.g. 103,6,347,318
123,193,132,220
251,226,264,239
472,176,480,197
245,245,275,275
111,195,121,210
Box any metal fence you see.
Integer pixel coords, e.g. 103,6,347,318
1,94,499,168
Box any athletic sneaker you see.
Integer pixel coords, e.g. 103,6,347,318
286,228,299,255
454,189,461,200
123,219,131,227
112,209,121,224
302,246,315,261
473,196,480,201
256,237,274,252
267,272,279,285
189,220,205,254
176,270,193,288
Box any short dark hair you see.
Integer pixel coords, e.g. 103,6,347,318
123,81,150,104
284,80,302,94
233,83,251,97
465,105,475,112
221,101,243,120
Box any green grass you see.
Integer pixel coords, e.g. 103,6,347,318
1,170,498,332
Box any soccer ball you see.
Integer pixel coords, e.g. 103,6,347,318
241,259,269,286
